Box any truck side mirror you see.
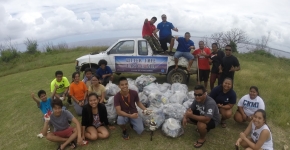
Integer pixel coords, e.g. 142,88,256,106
107,51,110,55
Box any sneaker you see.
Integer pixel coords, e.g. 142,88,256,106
67,98,72,106
122,130,129,140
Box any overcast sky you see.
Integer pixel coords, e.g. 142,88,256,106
1,0,289,52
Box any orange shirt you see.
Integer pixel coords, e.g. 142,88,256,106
69,81,88,101
193,47,211,70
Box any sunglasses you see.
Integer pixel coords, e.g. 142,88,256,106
194,93,204,97
225,49,232,51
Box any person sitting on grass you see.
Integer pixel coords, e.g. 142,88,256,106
235,109,273,150
82,68,93,88
114,77,151,140
183,85,220,148
209,78,236,128
69,72,88,116
96,59,113,86
88,76,107,104
173,32,195,72
50,70,71,104
81,93,115,142
234,86,265,123
42,99,83,150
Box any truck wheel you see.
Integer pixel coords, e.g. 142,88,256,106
167,68,187,84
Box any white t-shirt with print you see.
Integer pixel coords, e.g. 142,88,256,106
237,94,265,117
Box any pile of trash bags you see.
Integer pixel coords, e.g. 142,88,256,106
104,75,195,138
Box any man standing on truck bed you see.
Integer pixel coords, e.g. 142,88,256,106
142,17,163,52
154,14,178,54
174,32,195,72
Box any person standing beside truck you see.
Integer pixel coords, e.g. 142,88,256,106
173,32,195,72
142,17,163,52
154,14,178,53
209,43,225,90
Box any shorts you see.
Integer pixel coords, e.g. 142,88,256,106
101,76,111,86
197,69,210,82
53,127,74,138
210,73,220,83
190,110,216,132
174,51,194,60
159,35,174,51
117,116,144,134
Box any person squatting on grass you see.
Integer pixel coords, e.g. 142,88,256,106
209,43,225,90
82,68,93,88
209,78,237,128
88,75,107,104
81,93,115,141
193,41,211,89
96,59,114,86
183,85,220,148
142,17,163,52
69,72,88,116
114,77,151,140
154,14,178,53
42,99,83,150
50,70,70,103
234,86,265,123
173,32,195,72
235,109,273,150
218,45,240,86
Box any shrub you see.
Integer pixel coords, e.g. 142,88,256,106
24,38,38,54
0,48,20,62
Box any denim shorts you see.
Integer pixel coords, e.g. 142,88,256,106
174,51,194,60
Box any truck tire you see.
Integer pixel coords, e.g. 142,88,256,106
167,68,187,84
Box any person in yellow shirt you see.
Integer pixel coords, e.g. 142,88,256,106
50,71,70,103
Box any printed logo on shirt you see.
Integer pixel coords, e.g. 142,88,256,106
207,109,213,115
225,98,229,102
58,83,64,89
243,100,259,108
252,132,259,142
196,105,205,115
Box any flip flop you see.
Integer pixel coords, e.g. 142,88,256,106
56,145,63,150
69,141,77,149
194,140,206,148
235,145,239,150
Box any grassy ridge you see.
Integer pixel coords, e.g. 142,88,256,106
0,48,289,149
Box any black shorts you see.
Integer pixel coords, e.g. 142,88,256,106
190,110,216,132
101,76,111,86
159,35,174,51
197,69,210,82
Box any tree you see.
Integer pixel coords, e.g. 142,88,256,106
254,32,271,51
24,38,38,54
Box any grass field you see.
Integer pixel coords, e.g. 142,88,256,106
0,49,289,150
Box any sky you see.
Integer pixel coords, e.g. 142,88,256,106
0,0,290,52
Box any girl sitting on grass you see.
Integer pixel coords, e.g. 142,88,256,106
81,93,115,141
234,86,265,123
88,76,107,103
235,109,273,150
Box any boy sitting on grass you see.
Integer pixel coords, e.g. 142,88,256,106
42,99,83,150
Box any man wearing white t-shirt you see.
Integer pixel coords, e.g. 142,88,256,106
234,86,265,123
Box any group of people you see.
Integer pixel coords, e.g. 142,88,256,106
29,14,273,150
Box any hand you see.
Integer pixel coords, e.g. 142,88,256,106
130,113,138,119
242,114,247,121
108,125,115,130
185,108,193,117
229,66,236,72
182,117,187,127
77,136,83,146
175,27,178,32
209,59,213,63
235,138,242,146
217,104,223,108
102,75,106,79
81,135,85,141
54,84,59,89
31,93,35,98
239,132,246,140
143,109,152,115
246,115,253,121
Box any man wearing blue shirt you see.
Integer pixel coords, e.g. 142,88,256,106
96,59,113,86
174,32,195,72
154,14,178,53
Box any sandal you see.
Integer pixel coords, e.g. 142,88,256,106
221,121,227,128
122,130,129,140
194,140,206,148
56,145,63,150
69,141,77,149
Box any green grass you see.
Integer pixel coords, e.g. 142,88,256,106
0,49,289,149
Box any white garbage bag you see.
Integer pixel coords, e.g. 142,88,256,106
158,83,171,93
138,92,149,108
105,96,117,124
187,91,195,99
138,106,165,131
135,75,156,92
143,83,160,96
171,83,188,93
148,92,163,108
163,103,186,121
105,82,120,96
162,118,184,138
183,99,194,109
168,91,188,104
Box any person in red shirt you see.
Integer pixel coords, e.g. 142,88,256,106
142,17,162,52
193,41,211,89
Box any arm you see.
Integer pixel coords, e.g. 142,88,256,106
236,121,252,146
153,29,159,34
243,130,270,150
115,106,132,118
100,91,106,103
144,18,148,23
136,101,147,111
69,86,80,104
71,117,83,145
185,109,211,124
51,84,59,100
41,120,50,136
220,104,234,110
31,93,40,107
174,36,179,41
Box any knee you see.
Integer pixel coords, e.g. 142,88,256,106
197,122,207,130
46,133,54,141
135,125,144,135
234,112,243,123
223,110,232,119
102,131,110,139
90,133,98,140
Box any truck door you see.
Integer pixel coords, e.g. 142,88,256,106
107,40,136,71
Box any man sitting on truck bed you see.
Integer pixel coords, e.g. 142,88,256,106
96,59,113,86
174,32,195,72
142,17,163,52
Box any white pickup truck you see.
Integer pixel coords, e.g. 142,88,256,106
75,38,197,84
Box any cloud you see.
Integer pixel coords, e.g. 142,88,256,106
0,0,289,51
